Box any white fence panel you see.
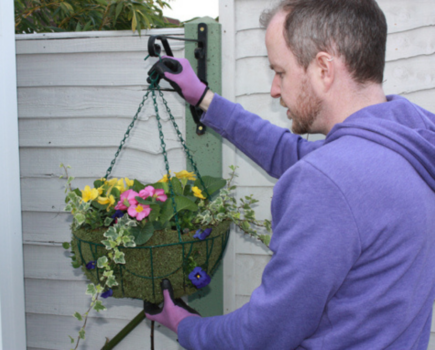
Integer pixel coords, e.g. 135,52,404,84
16,28,186,349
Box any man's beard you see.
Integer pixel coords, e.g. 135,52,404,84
286,77,323,135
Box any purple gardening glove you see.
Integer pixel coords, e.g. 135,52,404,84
144,279,201,333
147,56,208,107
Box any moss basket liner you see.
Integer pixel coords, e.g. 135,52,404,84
71,220,231,304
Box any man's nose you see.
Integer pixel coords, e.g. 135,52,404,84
270,75,281,98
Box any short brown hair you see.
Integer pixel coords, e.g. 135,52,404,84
260,0,387,84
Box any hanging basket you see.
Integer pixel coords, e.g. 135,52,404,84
71,220,230,304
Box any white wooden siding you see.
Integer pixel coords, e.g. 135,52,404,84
16,28,186,350
221,1,435,349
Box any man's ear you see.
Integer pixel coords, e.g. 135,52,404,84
310,52,335,93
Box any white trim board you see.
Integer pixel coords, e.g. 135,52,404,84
0,0,27,349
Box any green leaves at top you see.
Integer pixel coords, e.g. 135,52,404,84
14,0,175,35
194,176,227,197
159,196,198,225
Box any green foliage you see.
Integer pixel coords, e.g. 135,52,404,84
195,166,273,246
128,220,155,245
159,196,198,224
194,176,227,196
15,0,176,35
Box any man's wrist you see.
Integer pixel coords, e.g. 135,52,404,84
199,90,215,111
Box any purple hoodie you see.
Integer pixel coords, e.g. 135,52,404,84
178,94,435,350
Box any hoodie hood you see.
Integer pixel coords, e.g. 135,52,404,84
325,95,435,191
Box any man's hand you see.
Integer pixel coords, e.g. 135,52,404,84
148,56,209,107
144,279,201,333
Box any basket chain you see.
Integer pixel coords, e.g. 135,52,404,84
104,90,151,179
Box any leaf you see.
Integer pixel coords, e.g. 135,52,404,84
94,179,105,188
135,196,153,205
132,179,146,192
69,335,74,344
111,186,121,197
104,227,118,240
79,328,85,340
129,221,155,245
115,1,123,21
148,203,161,222
106,275,118,288
91,201,107,210
83,20,92,31
194,176,226,196
131,11,137,32
113,250,126,264
97,256,108,268
170,177,183,195
94,300,106,312
101,240,112,250
73,312,83,321
74,213,85,225
86,284,97,296
259,234,271,246
159,196,198,224
241,220,251,232
104,217,114,226
72,260,81,269
62,242,70,249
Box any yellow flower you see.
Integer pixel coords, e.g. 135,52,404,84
175,170,196,181
192,186,206,200
97,186,104,195
158,173,171,183
106,178,118,186
125,177,134,187
82,185,99,202
116,179,126,193
97,195,115,210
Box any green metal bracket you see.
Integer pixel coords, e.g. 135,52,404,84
185,17,223,317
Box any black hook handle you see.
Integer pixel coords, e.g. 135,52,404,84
148,35,174,57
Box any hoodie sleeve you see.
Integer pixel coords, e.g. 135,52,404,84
201,94,324,178
177,161,361,349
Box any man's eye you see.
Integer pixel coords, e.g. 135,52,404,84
276,72,284,78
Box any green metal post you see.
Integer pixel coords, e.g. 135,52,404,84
184,17,224,317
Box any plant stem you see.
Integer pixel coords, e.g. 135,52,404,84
74,293,101,350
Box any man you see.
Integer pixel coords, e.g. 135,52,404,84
146,0,435,348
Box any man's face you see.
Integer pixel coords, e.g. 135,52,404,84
265,12,323,134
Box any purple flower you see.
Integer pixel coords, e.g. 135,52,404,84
111,210,125,219
188,267,211,289
101,289,113,298
193,228,212,240
86,261,96,270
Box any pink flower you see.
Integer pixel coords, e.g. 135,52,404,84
139,186,155,200
139,186,167,202
114,189,139,210
127,204,151,221
153,188,167,202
